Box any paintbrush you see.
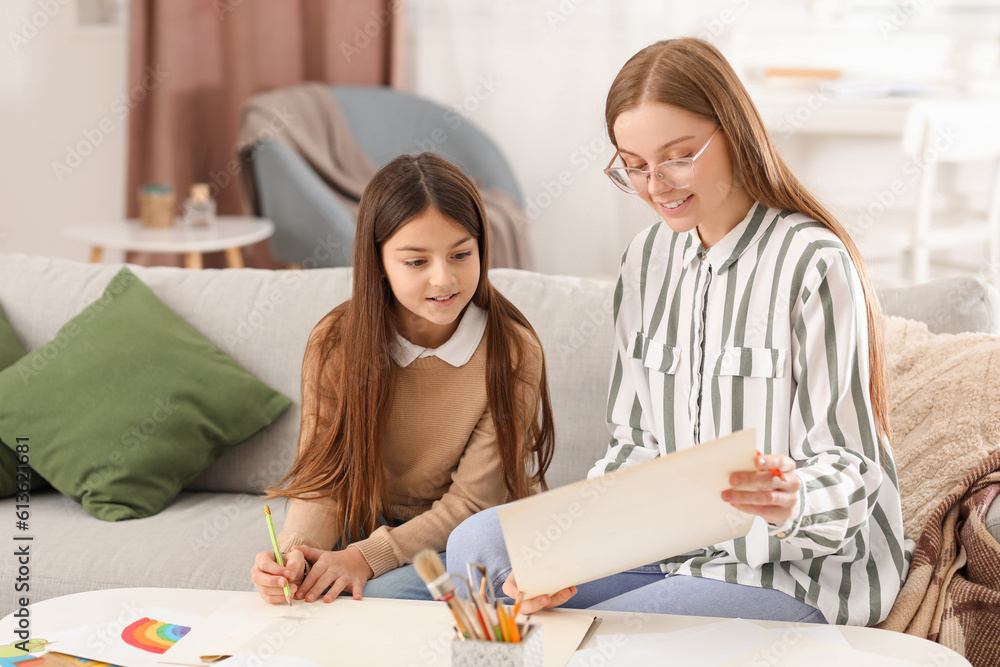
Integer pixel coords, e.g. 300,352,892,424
413,550,479,640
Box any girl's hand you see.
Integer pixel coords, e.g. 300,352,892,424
501,572,577,615
722,452,801,524
250,548,306,605
292,544,375,602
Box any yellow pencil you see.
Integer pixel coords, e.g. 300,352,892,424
496,601,511,642
264,505,292,606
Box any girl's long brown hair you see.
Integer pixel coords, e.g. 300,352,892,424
605,38,891,448
268,153,555,542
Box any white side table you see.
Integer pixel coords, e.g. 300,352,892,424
65,216,275,269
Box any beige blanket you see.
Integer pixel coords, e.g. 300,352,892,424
236,82,375,223
877,316,1000,666
235,83,533,269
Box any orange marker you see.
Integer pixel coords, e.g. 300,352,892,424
512,592,523,618
756,450,785,481
509,593,523,642
509,616,522,643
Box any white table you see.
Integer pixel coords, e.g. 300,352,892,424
0,587,972,667
65,216,275,269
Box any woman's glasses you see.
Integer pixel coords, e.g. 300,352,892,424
604,128,720,194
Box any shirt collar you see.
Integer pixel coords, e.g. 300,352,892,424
390,302,487,368
681,202,772,273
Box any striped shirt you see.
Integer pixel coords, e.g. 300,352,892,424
588,203,911,626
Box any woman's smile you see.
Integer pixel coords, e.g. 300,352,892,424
657,194,693,214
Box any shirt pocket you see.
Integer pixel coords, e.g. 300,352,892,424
712,347,786,379
628,331,682,375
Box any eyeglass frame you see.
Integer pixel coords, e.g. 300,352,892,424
603,127,721,194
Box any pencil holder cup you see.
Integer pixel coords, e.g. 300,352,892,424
451,626,543,667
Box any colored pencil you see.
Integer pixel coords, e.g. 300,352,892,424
496,601,511,642
263,505,292,606
755,450,785,480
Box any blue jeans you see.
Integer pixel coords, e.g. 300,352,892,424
332,515,440,601
446,507,827,623
357,552,443,601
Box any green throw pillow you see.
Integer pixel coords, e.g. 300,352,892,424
0,267,292,521
0,305,49,498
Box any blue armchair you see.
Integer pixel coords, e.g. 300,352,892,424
241,85,525,268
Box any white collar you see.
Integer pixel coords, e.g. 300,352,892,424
390,303,487,368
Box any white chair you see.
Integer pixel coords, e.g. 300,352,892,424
900,100,1000,286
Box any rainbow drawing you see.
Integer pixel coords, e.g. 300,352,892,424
120,618,191,654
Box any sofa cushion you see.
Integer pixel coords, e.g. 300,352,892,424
0,254,351,495
877,276,1000,335
0,267,292,521
885,316,1000,541
0,305,49,498
489,269,615,488
0,305,22,369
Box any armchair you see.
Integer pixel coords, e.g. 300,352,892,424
239,85,526,269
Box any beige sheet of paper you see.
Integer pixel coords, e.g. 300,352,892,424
161,594,596,667
497,429,757,598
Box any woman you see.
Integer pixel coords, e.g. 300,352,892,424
447,38,909,626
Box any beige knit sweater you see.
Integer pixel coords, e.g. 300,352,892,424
278,308,543,577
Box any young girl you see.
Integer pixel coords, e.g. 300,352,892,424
251,152,555,604
447,38,909,626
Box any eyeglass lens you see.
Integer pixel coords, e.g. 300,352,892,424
607,160,695,194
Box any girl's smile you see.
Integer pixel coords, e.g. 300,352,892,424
428,293,458,305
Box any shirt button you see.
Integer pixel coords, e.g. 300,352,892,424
776,531,786,539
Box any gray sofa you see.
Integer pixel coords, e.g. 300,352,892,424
0,253,998,615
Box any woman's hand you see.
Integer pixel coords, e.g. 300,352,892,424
721,452,801,524
291,544,374,602
251,548,306,605
501,572,577,615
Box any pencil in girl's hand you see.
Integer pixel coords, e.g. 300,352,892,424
263,505,292,606
413,550,476,639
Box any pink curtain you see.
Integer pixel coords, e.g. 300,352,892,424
125,0,404,268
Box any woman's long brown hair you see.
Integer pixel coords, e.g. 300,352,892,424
268,153,555,542
605,38,891,449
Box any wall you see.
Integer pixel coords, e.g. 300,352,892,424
406,0,1000,283
0,0,128,263
1,1,998,282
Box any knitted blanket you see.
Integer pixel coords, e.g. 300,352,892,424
877,316,1000,667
